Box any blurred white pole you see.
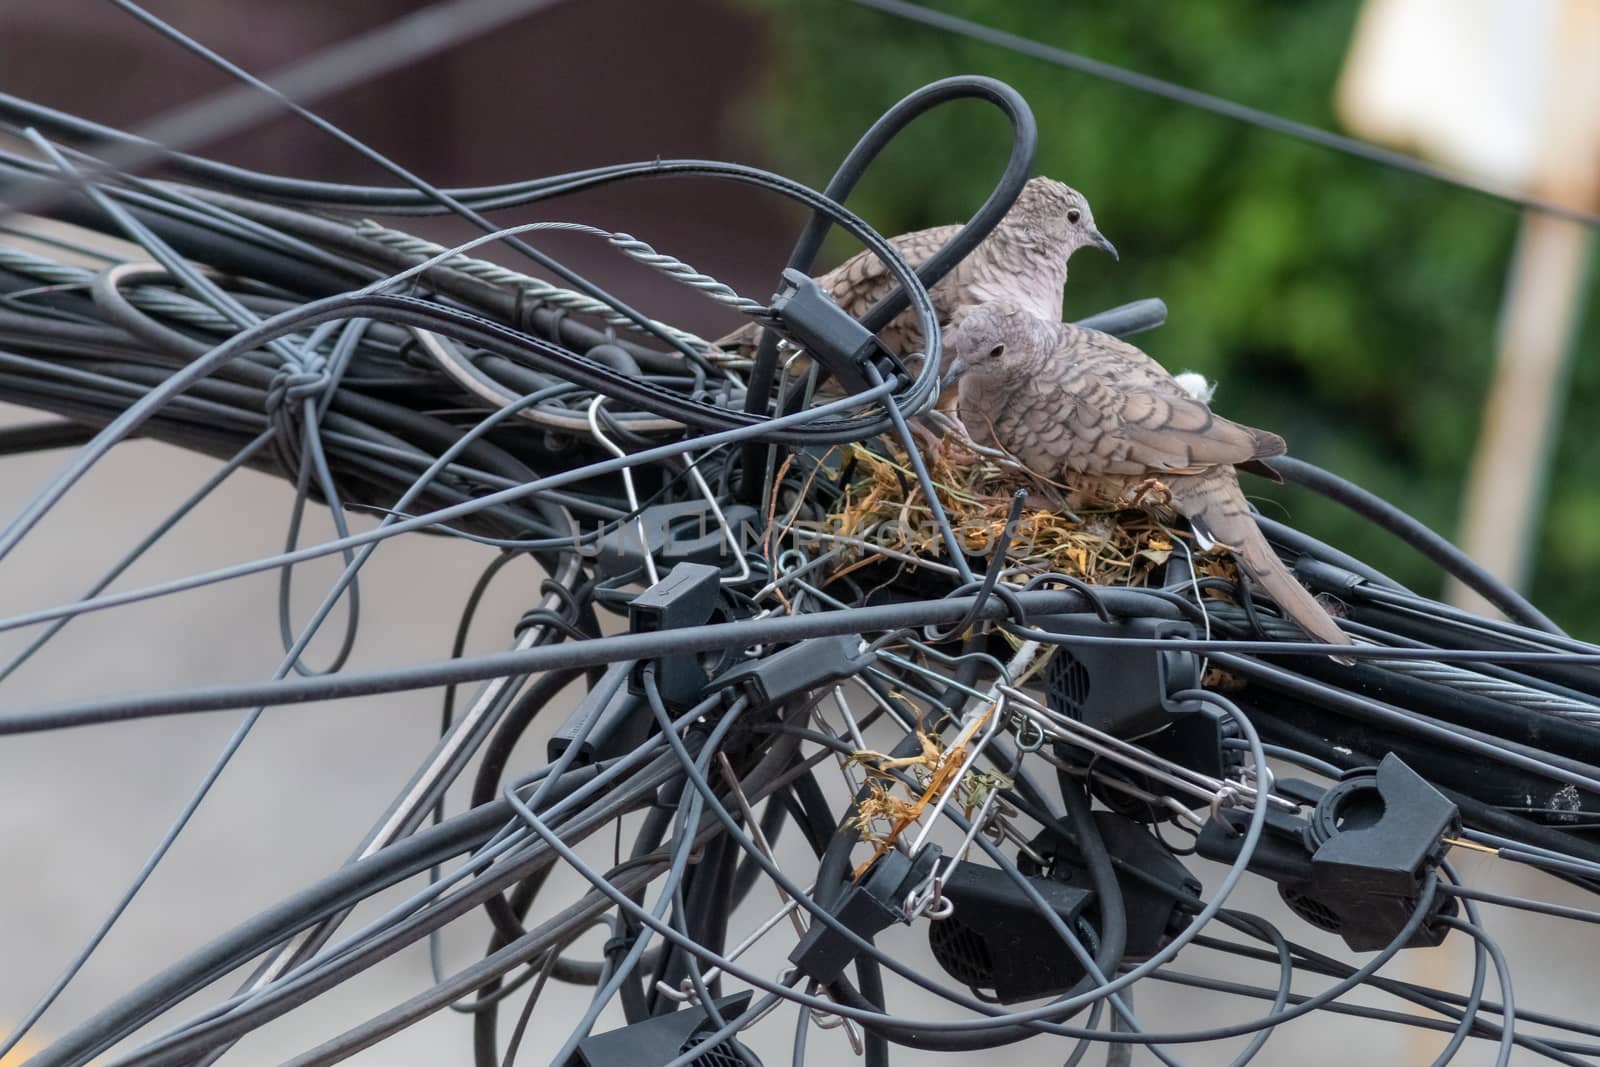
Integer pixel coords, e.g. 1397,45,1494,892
1339,5,1600,1063
1448,1,1600,615
1339,0,1600,617
1450,211,1594,613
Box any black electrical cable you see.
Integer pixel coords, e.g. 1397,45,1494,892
1204,595,1600,714
30,778,575,1067
1346,602,1600,698
1207,912,1295,1067
95,758,683,1067
0,96,637,211
19,582,1600,734
785,766,890,1067
1356,583,1590,656
1201,934,1600,1055
1268,455,1562,634
1273,648,1600,770
1428,864,1494,1067
469,665,588,944
0,417,97,454
0,162,369,297
1211,652,1600,796
739,74,1036,499
1055,771,1136,1058
1253,514,1410,591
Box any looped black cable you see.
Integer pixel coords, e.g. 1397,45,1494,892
513,609,589,643
738,74,1038,501
1189,575,1270,639
1269,455,1563,635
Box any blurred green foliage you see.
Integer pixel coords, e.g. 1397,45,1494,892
738,0,1600,636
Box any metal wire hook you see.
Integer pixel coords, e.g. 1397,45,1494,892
586,394,659,586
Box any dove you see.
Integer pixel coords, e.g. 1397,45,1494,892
945,301,1354,656
719,177,1117,371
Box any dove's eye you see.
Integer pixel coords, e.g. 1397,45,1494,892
988,344,1006,360
1067,209,1081,224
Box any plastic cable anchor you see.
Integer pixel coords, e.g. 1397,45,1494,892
549,661,650,766
711,634,875,710
1196,753,1460,951
1035,615,1204,739
788,845,943,986
628,563,723,709
569,993,757,1067
767,268,906,394
926,811,1201,1003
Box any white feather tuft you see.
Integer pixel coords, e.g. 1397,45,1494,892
1173,371,1216,403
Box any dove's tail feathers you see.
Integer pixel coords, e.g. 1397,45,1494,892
1170,470,1355,662
1246,426,1288,460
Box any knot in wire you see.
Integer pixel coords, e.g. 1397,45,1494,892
265,355,334,478
265,358,333,414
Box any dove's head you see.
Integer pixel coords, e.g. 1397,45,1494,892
941,300,1057,391
1012,177,1117,262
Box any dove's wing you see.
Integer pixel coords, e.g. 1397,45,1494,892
991,324,1285,479
957,311,1349,653
815,224,960,319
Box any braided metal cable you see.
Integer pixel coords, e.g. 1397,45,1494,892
351,221,755,354
1208,602,1600,720
604,231,767,315
0,247,235,332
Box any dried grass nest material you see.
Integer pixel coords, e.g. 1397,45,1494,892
823,443,1241,589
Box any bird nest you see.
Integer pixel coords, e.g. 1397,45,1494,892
819,442,1240,591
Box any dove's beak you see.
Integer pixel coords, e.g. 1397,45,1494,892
1089,229,1119,261
939,357,966,393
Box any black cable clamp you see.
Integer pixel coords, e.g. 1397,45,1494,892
1197,753,1460,951
1037,615,1206,738
629,563,724,709
928,811,1201,1003
789,845,944,986
548,662,649,767
569,992,758,1067
767,268,907,394
711,634,875,710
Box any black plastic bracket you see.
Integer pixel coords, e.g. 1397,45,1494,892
629,563,722,709
789,845,943,985
1293,557,1369,599
569,993,756,1067
928,811,1200,1002
1035,615,1227,821
711,634,874,709
1036,615,1204,738
768,268,906,394
1197,753,1460,951
549,661,650,766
